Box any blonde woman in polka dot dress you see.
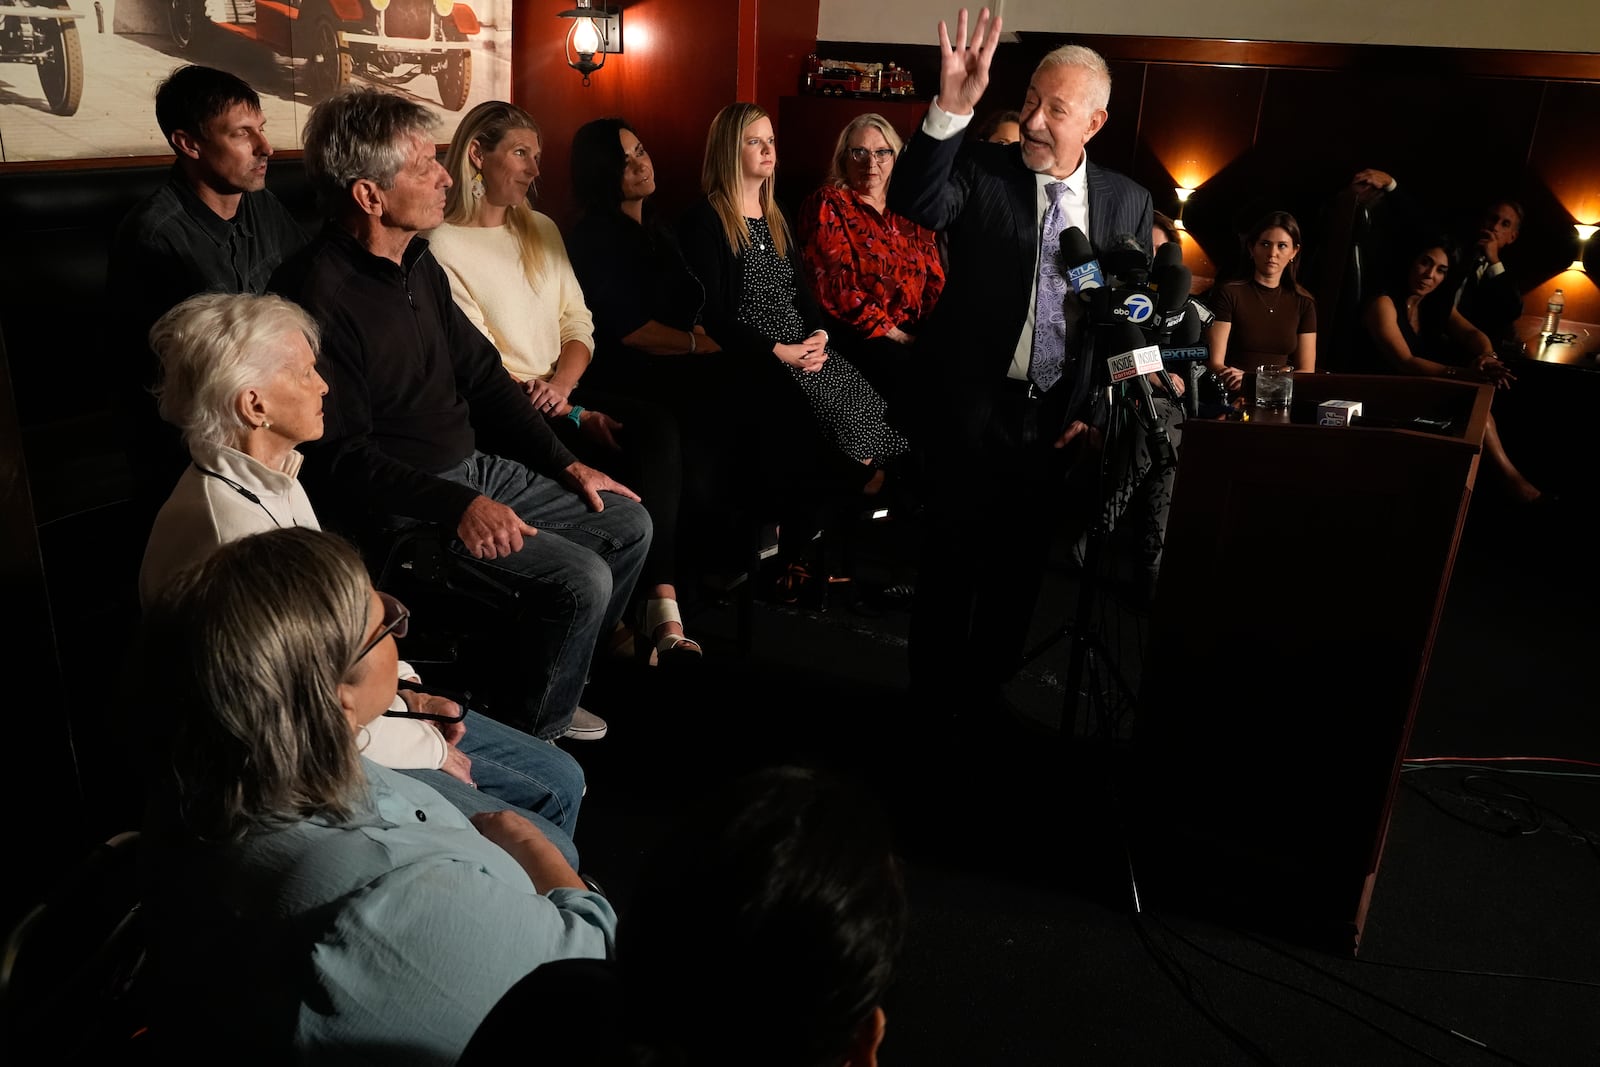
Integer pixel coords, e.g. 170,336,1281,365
678,102,909,488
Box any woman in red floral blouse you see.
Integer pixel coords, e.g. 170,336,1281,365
799,113,945,407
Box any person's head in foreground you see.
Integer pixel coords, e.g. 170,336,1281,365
622,765,908,1067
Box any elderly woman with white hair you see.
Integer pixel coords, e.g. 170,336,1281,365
139,526,615,1063
138,291,588,867
798,112,944,405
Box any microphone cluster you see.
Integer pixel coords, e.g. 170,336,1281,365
1057,228,1208,401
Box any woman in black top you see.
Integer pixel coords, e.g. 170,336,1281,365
1362,236,1542,504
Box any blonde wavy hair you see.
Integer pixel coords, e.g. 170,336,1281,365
701,102,790,259
443,100,549,285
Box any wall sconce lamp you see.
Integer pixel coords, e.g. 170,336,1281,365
558,0,621,86
1571,224,1598,272
1173,187,1195,231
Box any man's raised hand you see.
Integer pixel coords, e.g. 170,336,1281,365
937,8,1003,116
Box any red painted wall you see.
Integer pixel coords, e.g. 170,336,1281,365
510,0,743,226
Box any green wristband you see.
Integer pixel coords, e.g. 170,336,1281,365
565,405,585,428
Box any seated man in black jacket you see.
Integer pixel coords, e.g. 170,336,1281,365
271,88,650,743
107,64,309,522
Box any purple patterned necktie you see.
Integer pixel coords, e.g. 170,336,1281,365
1029,181,1070,391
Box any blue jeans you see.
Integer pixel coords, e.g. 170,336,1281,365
428,451,652,738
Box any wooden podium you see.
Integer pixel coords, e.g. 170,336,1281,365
1130,373,1493,955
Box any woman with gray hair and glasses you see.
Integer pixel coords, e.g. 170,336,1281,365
139,527,615,1063
798,112,945,406
138,291,588,867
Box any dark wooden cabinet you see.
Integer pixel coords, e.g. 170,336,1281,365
1130,374,1493,954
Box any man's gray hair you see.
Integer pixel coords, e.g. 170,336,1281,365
150,291,321,453
301,87,438,208
1036,44,1112,113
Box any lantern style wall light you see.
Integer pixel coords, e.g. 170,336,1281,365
558,0,621,86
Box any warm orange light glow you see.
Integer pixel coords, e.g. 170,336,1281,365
1175,187,1195,203
571,16,601,56
1577,224,1599,242
1173,218,1187,231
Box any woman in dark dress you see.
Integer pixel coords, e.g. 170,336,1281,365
1361,236,1542,504
567,117,797,581
567,118,728,401
678,102,908,474
675,102,910,596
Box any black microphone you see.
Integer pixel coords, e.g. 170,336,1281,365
1153,239,1184,272
1102,233,1150,288
1059,226,1105,298
1150,263,1193,340
1102,322,1178,469
1173,304,1204,346
1103,322,1162,384
1148,264,1193,397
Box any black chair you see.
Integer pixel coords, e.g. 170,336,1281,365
0,831,152,1062
367,524,543,723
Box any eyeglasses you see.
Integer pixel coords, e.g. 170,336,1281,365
847,147,896,164
354,591,409,663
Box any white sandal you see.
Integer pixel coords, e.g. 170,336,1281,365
644,598,703,663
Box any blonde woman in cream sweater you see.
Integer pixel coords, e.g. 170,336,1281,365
429,101,700,666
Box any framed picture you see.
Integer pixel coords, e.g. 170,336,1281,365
0,0,511,161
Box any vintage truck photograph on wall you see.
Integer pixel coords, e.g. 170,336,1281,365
0,0,84,116
0,0,508,161
166,0,480,111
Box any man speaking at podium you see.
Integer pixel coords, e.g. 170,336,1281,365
890,8,1156,722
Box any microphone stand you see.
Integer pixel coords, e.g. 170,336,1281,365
1021,330,1157,742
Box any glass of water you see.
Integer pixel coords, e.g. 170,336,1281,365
1254,365,1294,413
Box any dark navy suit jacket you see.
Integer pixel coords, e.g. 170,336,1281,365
890,122,1154,449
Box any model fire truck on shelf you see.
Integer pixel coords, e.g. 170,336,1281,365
801,55,914,98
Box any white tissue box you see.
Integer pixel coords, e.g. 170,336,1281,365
1317,400,1363,427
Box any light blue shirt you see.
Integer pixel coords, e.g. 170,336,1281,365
149,759,616,1064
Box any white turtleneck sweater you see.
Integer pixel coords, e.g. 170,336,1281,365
139,441,447,770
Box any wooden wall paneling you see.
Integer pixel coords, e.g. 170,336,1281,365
735,0,758,101
773,96,927,217
1523,80,1600,326
1040,35,1600,84
511,0,741,226
1088,59,1143,180
1132,64,1268,287
1240,68,1548,316
752,0,822,120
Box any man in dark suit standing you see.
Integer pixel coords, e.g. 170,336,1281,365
890,8,1157,718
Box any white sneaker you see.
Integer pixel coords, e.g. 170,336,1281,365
560,707,608,741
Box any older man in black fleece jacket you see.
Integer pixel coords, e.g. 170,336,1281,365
271,88,650,743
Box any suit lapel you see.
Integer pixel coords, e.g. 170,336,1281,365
1006,165,1037,282
1086,162,1113,251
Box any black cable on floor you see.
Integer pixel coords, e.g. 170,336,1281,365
1351,954,1600,993
1157,919,1458,1067
1236,930,1536,1067
1128,913,1279,1066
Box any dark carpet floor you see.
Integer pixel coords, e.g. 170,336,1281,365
568,490,1600,1066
